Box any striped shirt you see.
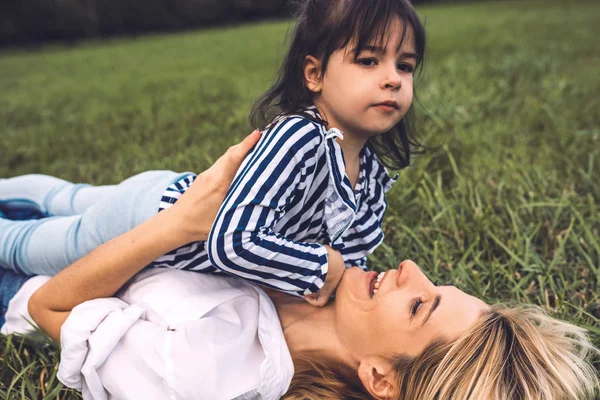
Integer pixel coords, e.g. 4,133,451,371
150,106,398,296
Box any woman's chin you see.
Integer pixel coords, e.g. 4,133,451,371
337,267,374,306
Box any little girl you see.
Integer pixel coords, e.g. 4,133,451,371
0,0,426,305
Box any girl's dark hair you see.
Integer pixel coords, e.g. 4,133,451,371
250,0,426,170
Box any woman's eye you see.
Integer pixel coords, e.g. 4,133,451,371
398,63,415,73
410,298,422,316
357,58,377,66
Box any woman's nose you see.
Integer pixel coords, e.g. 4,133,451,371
398,260,436,290
397,260,418,286
399,260,417,270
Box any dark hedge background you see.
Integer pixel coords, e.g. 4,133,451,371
1,0,469,46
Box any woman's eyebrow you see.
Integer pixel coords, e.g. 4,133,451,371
421,295,441,327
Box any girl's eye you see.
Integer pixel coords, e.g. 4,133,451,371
357,58,377,66
410,298,422,316
398,63,415,73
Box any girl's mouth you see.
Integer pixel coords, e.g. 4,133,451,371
373,101,399,111
374,105,397,112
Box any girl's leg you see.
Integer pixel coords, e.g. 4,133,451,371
0,171,190,276
0,174,117,217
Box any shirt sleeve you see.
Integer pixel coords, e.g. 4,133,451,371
207,116,329,296
346,256,368,270
0,276,50,336
158,173,197,212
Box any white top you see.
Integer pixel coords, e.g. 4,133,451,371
2,270,294,400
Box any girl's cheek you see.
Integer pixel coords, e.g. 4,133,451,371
405,88,414,104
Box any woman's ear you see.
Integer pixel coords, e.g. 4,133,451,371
357,356,397,400
303,55,323,93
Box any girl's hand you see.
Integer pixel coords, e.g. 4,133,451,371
304,245,346,307
171,130,261,242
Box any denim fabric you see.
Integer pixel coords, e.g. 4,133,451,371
0,268,30,328
0,171,190,276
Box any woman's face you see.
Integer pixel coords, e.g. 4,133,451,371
334,260,489,358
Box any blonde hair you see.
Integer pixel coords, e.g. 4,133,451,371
283,304,599,400
283,353,372,400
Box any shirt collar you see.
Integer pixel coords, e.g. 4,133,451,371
302,104,398,195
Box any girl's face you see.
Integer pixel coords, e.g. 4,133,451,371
333,260,489,359
307,18,416,139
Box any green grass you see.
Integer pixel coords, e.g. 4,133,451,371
1,0,599,397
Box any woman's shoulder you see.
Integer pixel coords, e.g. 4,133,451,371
118,269,262,324
58,270,293,399
136,271,293,399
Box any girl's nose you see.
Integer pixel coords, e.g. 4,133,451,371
384,79,402,90
381,65,402,90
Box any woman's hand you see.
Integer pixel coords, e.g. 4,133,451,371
171,130,261,242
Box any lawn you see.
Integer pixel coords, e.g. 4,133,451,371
1,0,599,397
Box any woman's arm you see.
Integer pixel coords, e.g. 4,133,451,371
28,131,261,341
28,207,189,341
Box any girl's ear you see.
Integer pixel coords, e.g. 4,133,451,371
303,55,323,93
357,356,397,400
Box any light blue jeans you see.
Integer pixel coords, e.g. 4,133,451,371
0,171,191,276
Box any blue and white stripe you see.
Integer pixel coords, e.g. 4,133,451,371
158,174,196,211
150,107,398,296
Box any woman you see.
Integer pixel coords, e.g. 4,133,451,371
1,133,599,399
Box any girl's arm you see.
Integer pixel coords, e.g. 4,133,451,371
207,117,345,301
28,131,262,341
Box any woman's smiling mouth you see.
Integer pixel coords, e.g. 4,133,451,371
368,270,389,298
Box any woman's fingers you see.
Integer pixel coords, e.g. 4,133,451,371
211,130,261,184
169,130,261,242
232,130,261,163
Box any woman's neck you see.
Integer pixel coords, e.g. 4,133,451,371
264,289,356,366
